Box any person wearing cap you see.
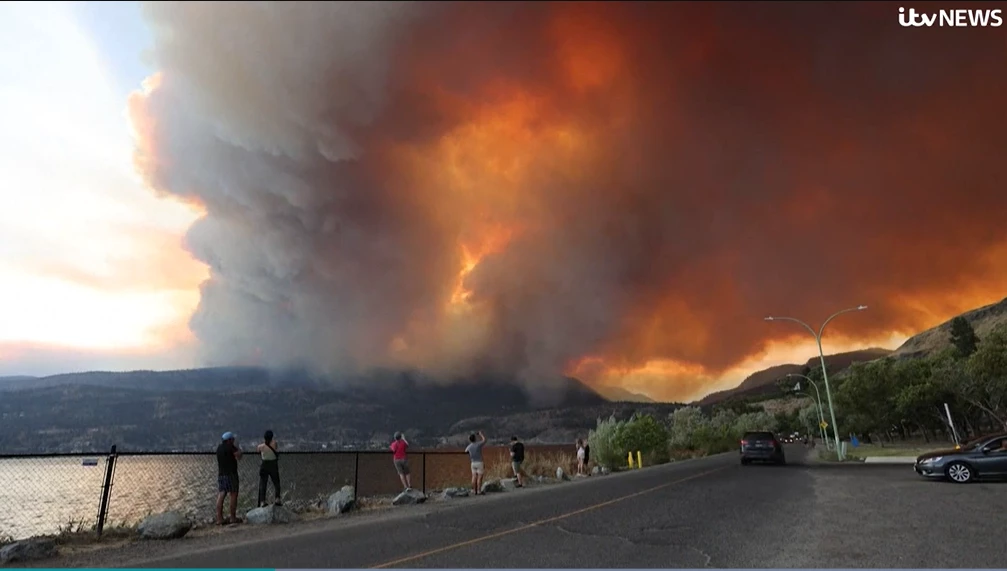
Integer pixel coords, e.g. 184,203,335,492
215,432,243,525
389,431,411,490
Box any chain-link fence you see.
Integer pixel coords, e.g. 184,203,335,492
0,444,574,542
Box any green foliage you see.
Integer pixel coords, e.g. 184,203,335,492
615,413,670,464
587,414,627,469
949,316,980,358
798,403,819,432
963,325,1007,427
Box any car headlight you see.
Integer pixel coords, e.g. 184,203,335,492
921,456,942,464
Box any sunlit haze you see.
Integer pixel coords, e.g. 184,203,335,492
0,2,206,375
1,2,1004,403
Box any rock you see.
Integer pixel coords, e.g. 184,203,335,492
392,488,427,506
327,485,356,515
137,511,192,540
534,475,547,483
246,504,296,525
500,478,519,491
0,538,57,564
441,487,470,499
481,479,504,493
601,466,611,475
556,467,570,481
592,465,601,475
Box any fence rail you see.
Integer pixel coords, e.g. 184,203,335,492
0,444,575,542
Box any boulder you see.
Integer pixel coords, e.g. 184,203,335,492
556,467,570,481
601,466,611,475
0,538,57,564
392,488,427,506
441,487,470,499
481,479,504,493
246,504,296,525
500,478,519,491
137,511,192,540
327,485,356,515
592,465,601,475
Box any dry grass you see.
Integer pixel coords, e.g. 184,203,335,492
484,451,579,482
853,443,943,458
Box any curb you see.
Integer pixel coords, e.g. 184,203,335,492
863,456,916,465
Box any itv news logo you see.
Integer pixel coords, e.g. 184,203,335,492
898,6,1003,27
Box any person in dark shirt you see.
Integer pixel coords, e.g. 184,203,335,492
509,436,525,488
216,432,243,525
583,442,591,474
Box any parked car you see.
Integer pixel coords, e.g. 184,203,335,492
740,431,786,465
914,433,1007,483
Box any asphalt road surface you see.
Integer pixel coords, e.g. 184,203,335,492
43,445,1007,568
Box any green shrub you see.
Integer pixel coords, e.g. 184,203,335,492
587,414,627,469
616,414,670,464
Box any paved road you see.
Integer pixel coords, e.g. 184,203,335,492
46,445,1007,568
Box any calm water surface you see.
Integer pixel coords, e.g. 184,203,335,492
1,444,573,540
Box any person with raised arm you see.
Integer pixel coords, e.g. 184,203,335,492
465,430,487,495
390,431,412,490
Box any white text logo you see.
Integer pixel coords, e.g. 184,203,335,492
898,7,1003,27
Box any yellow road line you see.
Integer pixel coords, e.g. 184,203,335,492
370,465,730,569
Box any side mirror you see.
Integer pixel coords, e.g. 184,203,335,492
981,446,993,454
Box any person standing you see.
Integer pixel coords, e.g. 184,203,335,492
390,431,412,490
466,431,487,495
256,430,281,507
583,440,591,475
509,436,525,488
576,439,586,476
216,432,243,525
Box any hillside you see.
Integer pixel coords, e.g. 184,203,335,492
694,348,893,406
892,297,1007,359
0,367,614,453
594,385,657,403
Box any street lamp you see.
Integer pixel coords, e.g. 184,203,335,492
765,305,868,460
787,373,829,449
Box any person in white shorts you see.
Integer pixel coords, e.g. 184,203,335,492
465,431,487,495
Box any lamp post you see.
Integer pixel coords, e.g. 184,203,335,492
787,373,829,449
765,305,868,460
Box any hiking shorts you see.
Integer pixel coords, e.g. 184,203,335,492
218,474,239,494
394,459,409,475
511,460,523,474
470,461,484,475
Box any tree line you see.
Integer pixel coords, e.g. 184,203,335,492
586,320,1007,465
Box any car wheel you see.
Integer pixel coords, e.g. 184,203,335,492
777,457,787,466
945,461,973,483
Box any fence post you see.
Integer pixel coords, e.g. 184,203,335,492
353,452,359,495
96,445,117,536
422,453,427,495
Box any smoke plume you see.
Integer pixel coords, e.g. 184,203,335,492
130,1,1007,400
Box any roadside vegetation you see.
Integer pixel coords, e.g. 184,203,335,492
585,322,1007,466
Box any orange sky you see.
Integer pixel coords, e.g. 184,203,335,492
6,2,1006,403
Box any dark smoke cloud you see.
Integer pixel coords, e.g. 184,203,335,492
130,1,1007,400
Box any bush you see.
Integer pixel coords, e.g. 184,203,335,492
616,414,670,465
587,414,627,469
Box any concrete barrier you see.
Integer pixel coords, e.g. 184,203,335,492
863,456,917,465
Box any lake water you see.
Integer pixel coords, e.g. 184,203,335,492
0,444,574,540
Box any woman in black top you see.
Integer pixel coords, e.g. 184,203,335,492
257,430,282,507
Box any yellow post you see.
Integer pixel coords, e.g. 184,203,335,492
637,450,643,469
627,451,634,468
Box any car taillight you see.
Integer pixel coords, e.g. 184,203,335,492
740,440,748,446
769,440,777,447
